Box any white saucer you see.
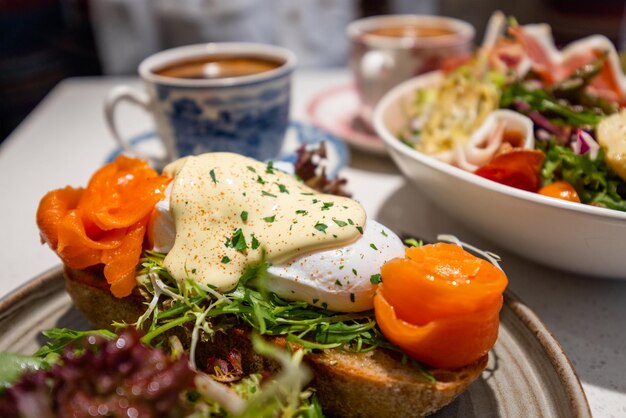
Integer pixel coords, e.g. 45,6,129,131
307,84,388,156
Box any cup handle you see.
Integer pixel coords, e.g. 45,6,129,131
104,85,156,160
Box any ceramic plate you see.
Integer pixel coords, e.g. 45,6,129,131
0,266,591,417
105,121,350,179
307,84,388,155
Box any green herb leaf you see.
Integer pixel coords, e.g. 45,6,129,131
265,161,275,174
275,183,289,194
370,274,382,284
370,243,378,250
356,226,364,234
321,202,334,210
227,228,248,252
314,222,328,233
247,165,257,173
295,209,308,215
34,328,116,358
333,219,348,227
209,168,218,184
221,256,231,264
251,234,260,250
241,211,248,222
263,215,276,223
0,353,49,389
262,191,277,198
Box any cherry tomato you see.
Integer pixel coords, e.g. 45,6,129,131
538,181,580,203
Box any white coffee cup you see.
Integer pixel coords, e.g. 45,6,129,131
105,43,297,166
347,15,474,126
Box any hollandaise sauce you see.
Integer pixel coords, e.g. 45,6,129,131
163,153,366,290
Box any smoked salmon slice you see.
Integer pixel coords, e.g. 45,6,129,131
374,243,507,369
36,156,169,297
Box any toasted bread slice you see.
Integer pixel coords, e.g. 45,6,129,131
64,267,487,418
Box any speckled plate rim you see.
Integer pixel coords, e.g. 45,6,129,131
502,291,591,417
0,266,591,417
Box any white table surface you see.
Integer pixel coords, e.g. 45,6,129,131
0,70,624,417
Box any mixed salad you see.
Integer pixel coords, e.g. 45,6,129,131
400,15,626,212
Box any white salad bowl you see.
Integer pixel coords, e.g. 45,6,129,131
373,71,626,280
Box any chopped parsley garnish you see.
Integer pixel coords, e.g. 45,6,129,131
209,169,218,184
240,211,248,222
256,175,266,185
370,243,378,251
350,293,355,303
352,268,357,276
221,256,230,264
339,265,344,270
263,215,276,223
247,165,257,173
312,298,319,304
275,183,289,194
321,202,334,210
265,161,275,174
312,199,319,204
295,209,308,215
226,228,247,252
191,268,197,274
356,226,364,234
314,222,328,233
321,302,329,310
262,191,277,198
301,192,314,196
381,230,388,237
251,234,260,250
370,274,382,284
335,279,342,286
348,218,354,225
333,219,348,227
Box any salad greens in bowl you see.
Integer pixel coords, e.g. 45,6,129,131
373,14,626,279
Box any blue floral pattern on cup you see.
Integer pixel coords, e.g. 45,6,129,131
148,70,292,162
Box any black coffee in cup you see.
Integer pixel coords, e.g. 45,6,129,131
153,55,283,80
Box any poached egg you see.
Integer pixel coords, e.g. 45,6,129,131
148,153,405,312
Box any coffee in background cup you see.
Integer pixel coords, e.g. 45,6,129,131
347,15,474,126
152,54,283,79
105,43,297,166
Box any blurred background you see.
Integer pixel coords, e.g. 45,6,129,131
1,0,625,143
